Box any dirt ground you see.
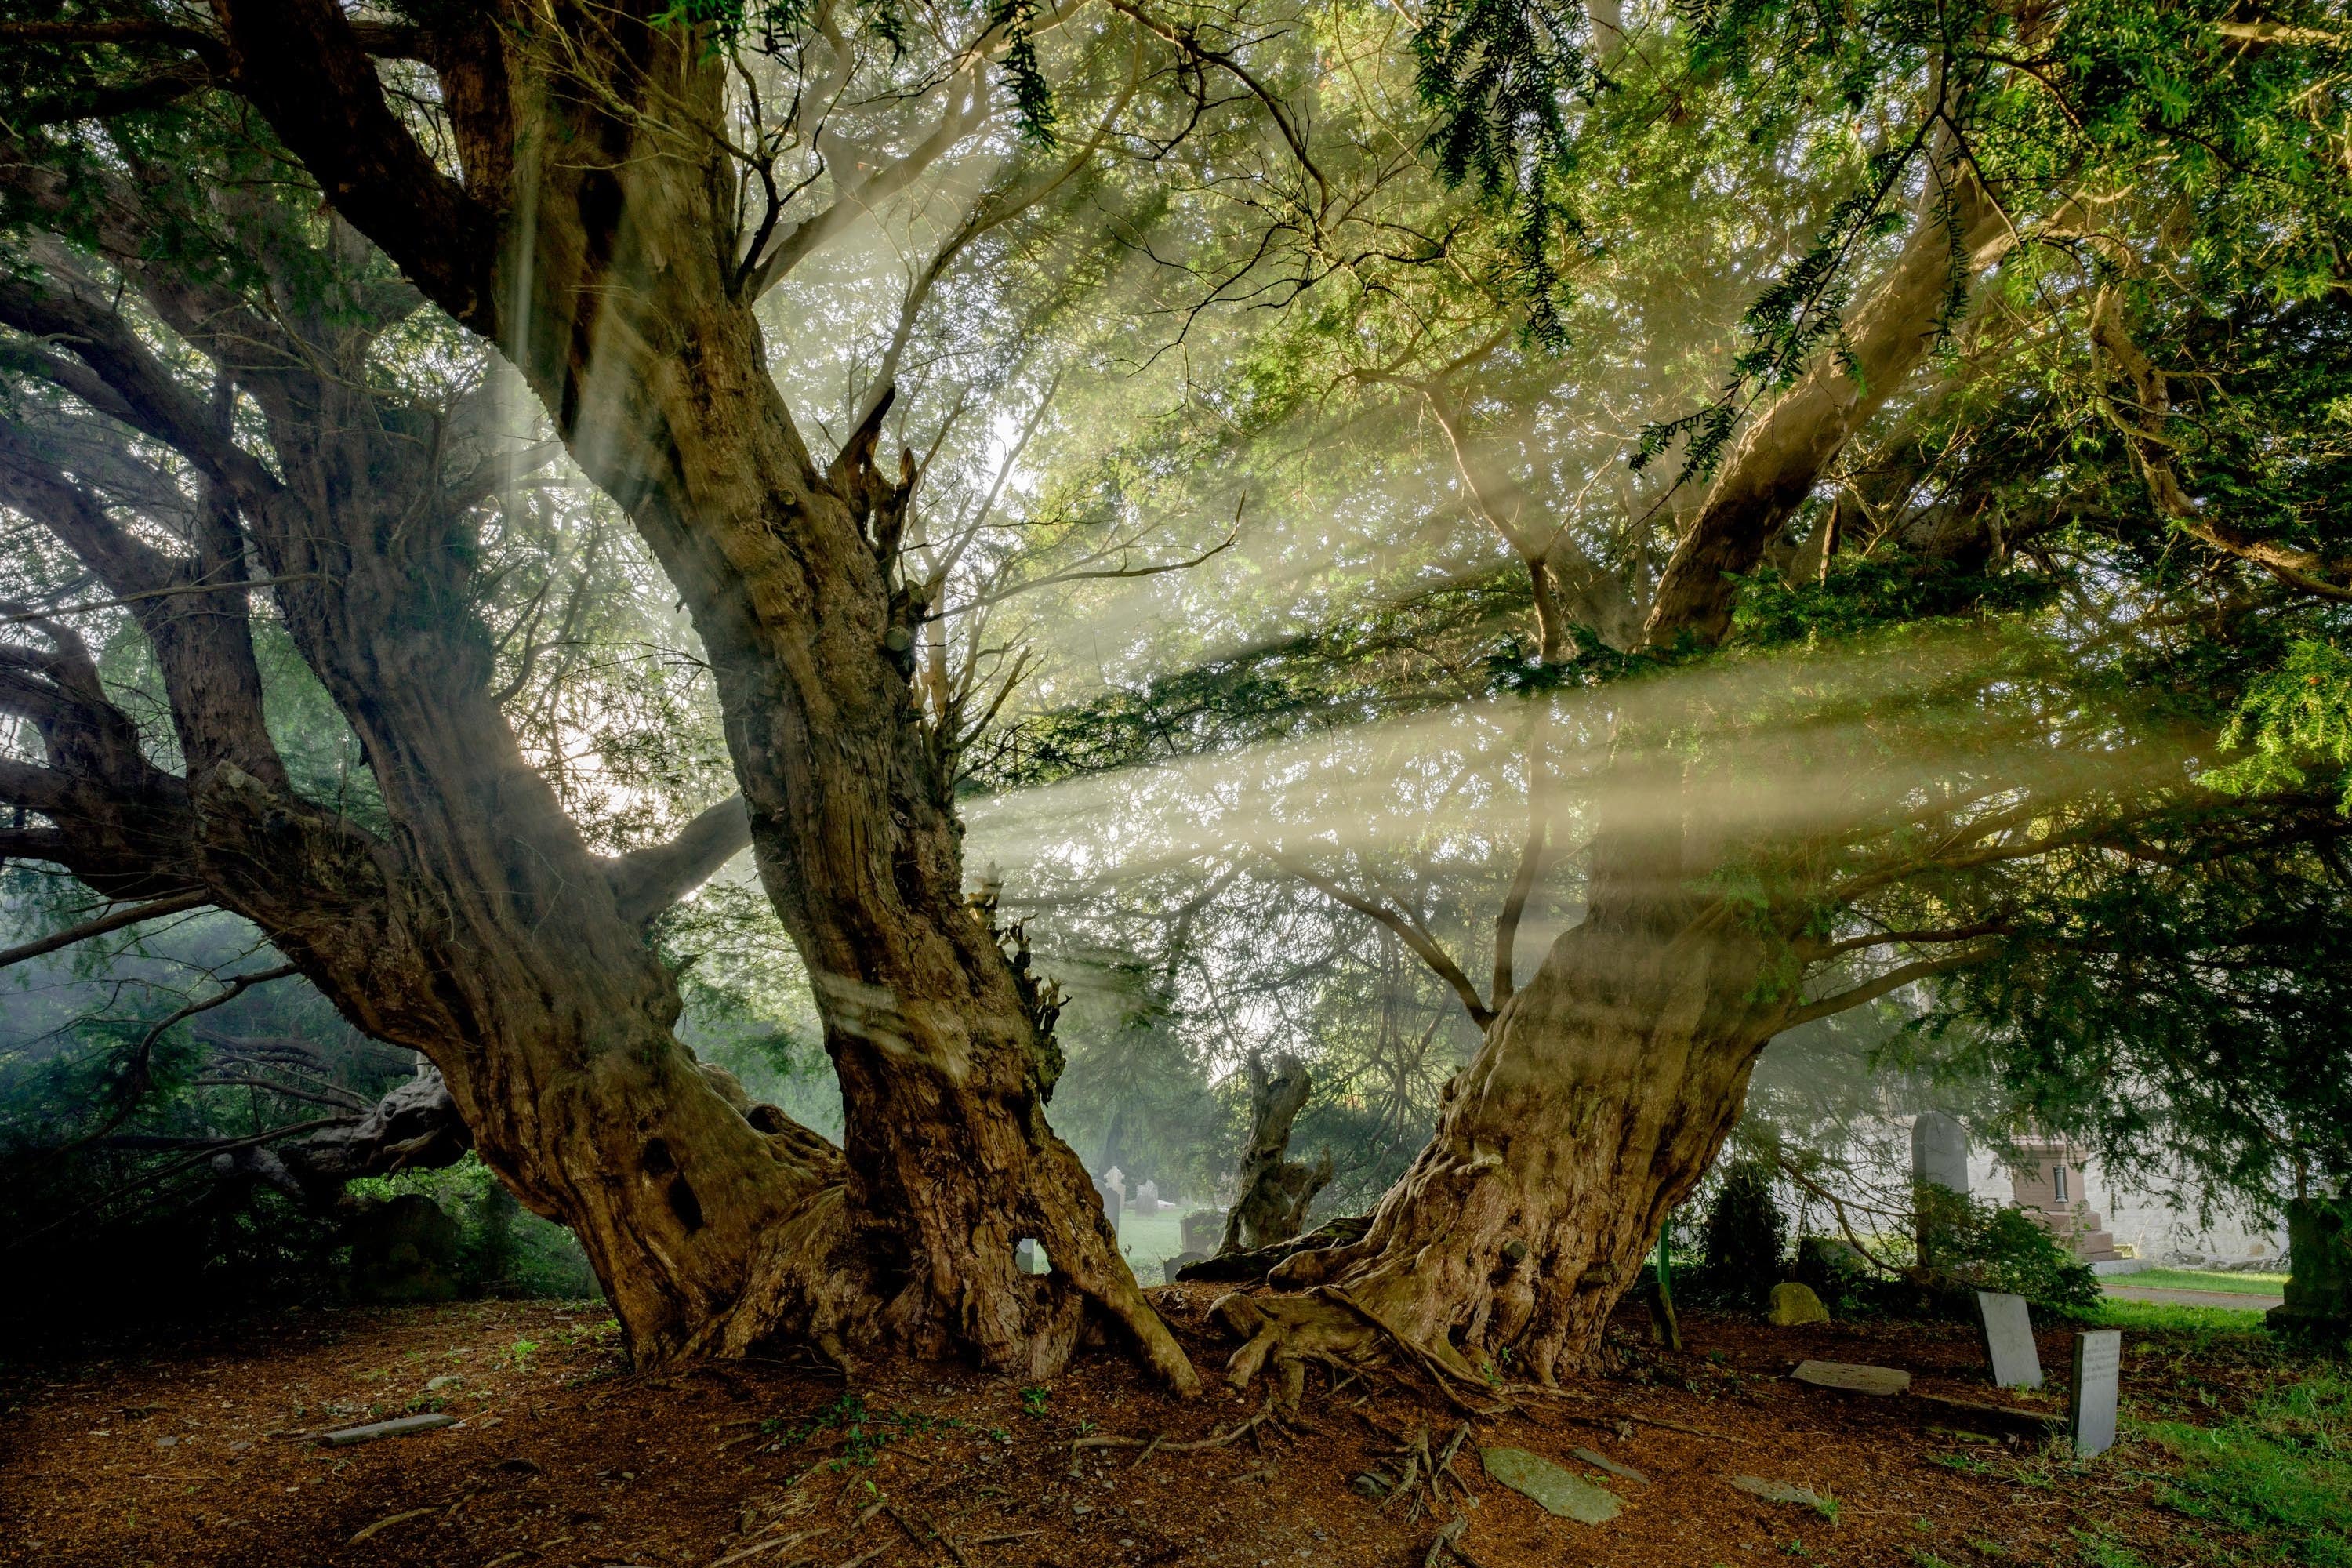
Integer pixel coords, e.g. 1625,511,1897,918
0,1287,2303,1567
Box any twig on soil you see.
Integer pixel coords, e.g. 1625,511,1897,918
884,1501,975,1568
1070,1393,1280,1462
1422,1516,1491,1568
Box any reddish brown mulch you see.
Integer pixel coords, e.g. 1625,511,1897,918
0,1287,2296,1568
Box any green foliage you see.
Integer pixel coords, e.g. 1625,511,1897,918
763,1392,959,1468
348,1153,599,1301
1698,1158,1788,1307
2207,641,2352,813
1914,1183,2100,1315
2140,1368,2352,1567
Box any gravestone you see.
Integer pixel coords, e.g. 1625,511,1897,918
1790,1359,1911,1396
1181,1209,1226,1254
1163,1250,1207,1284
1975,1290,2045,1390
1766,1281,1830,1325
2267,1197,2352,1340
1015,1237,1041,1275
1092,1171,1123,1231
1136,1179,1162,1214
348,1194,463,1303
2068,1329,2122,1458
1482,1446,1621,1524
1911,1111,1971,1193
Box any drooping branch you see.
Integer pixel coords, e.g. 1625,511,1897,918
0,890,210,971
1261,848,1495,1028
1777,946,1997,1032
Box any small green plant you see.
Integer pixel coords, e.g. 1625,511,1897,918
1020,1385,1050,1418
758,1393,957,1470
1907,1552,1958,1568
507,1338,540,1368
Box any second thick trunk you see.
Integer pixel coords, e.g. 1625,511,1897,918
1219,915,1776,1392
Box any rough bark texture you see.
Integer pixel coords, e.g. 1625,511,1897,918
1218,1054,1334,1254
0,164,848,1366
184,0,1187,1387
1218,143,2026,1396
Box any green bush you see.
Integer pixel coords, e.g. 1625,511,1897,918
1696,1160,1788,1308
347,1152,599,1300
1913,1183,2101,1315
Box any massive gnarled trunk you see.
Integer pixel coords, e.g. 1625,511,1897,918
188,0,1189,1385
0,172,867,1363
1224,147,2022,1389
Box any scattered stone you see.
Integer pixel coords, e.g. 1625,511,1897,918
1569,1446,1649,1485
1974,1291,2044,1390
1730,1475,1830,1512
1350,1472,1392,1498
1790,1360,1911,1396
1482,1446,1622,1524
154,1436,178,1449
425,1374,463,1392
1766,1282,1830,1325
2068,1329,2122,1459
317,1413,458,1446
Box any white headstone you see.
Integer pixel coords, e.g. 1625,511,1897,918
1137,1179,1161,1212
1100,1166,1127,1201
1911,1111,1971,1192
1975,1291,2044,1389
2069,1329,2122,1458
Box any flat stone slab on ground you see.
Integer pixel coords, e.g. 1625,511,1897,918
1483,1446,1623,1524
1730,1475,1830,1511
317,1414,457,1446
1791,1359,1911,1396
1570,1446,1650,1484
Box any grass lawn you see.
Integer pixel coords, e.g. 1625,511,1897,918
2114,1268,2290,1296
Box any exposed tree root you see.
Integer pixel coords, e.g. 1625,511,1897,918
1174,1214,1371,1283
1068,1392,1283,1465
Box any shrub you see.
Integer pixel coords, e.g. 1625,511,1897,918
1697,1160,1788,1308
1914,1183,2101,1315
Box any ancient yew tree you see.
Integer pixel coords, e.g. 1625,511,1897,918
13,0,2352,1401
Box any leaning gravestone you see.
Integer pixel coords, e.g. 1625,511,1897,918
1975,1290,2044,1389
1791,1359,1911,1396
1092,1172,1123,1231
1163,1250,1207,1284
1181,1208,1226,1254
1482,1446,1621,1524
2068,1329,2122,1458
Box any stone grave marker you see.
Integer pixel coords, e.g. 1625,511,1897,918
1181,1208,1226,1254
2068,1329,2122,1458
1911,1110,1971,1193
1790,1359,1911,1396
1092,1172,1123,1231
1767,1281,1830,1325
1136,1179,1162,1214
1016,1237,1040,1275
1975,1290,2044,1390
1482,1446,1621,1525
1162,1250,1207,1284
